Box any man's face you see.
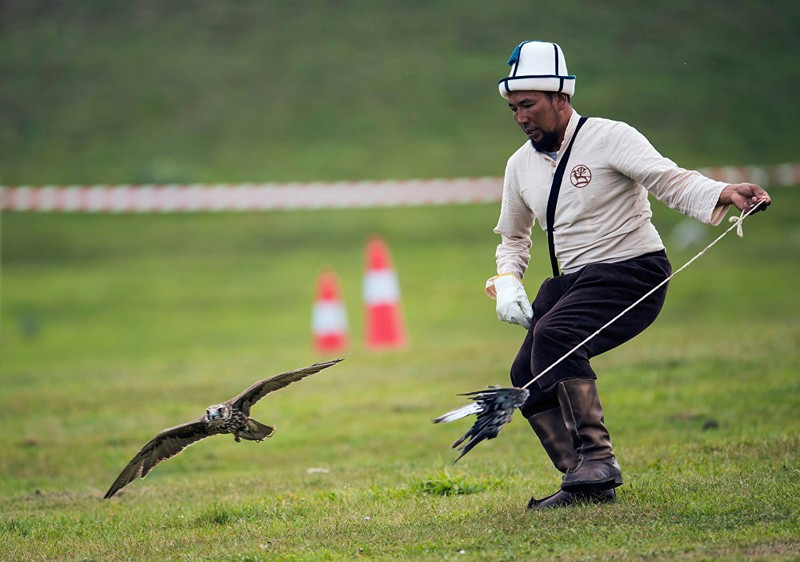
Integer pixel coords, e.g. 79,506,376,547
507,91,562,152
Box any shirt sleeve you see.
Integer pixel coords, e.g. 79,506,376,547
606,122,730,225
493,158,534,278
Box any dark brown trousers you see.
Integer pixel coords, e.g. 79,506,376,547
510,250,672,418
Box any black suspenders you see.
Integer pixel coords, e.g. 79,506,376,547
545,116,589,277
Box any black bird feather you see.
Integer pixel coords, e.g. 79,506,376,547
433,386,529,462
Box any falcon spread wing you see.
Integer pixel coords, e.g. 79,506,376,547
229,357,344,415
104,419,211,499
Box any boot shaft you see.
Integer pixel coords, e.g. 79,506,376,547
557,378,613,460
527,407,578,473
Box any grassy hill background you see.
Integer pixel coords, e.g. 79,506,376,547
1,0,799,185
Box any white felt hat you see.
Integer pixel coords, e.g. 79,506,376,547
498,41,576,99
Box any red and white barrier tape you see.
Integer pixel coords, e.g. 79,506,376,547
1,164,797,213
0,178,501,213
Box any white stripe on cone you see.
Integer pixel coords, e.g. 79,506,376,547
312,301,348,335
363,270,400,305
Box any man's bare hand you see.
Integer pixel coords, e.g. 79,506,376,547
719,183,772,213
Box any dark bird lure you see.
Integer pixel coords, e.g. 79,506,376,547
104,358,343,499
433,386,529,462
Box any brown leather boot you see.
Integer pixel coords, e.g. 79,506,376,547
557,378,623,492
527,407,578,473
526,407,616,510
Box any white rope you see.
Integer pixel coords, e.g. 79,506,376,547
522,202,763,391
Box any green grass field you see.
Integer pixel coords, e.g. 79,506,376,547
2,188,799,560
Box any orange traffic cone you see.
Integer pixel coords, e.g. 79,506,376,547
312,268,348,353
363,237,407,349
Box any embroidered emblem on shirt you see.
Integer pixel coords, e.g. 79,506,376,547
570,164,592,188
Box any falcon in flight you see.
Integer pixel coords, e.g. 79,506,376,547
104,357,343,499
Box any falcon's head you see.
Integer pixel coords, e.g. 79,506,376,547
205,403,231,422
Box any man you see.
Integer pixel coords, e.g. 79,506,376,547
486,40,771,510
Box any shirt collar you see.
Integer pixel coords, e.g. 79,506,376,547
557,109,581,158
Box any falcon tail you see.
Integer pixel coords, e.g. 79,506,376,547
238,418,275,442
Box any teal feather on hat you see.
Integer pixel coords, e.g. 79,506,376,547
506,41,529,66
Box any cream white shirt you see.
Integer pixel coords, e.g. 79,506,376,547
493,110,730,279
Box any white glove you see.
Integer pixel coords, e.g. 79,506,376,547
492,274,533,329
